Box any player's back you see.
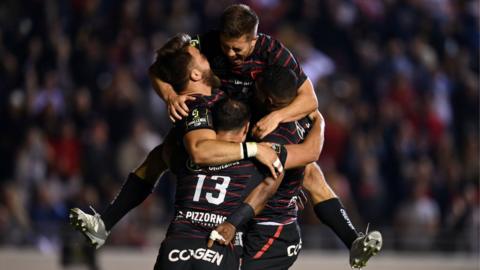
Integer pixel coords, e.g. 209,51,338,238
166,159,265,239
254,116,313,225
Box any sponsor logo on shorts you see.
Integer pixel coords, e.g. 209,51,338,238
287,239,302,257
168,248,224,266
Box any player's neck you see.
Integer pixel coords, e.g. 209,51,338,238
216,131,243,143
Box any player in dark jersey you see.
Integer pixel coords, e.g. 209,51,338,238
70,35,325,269
154,98,280,270
69,33,283,249
150,4,382,269
209,66,382,270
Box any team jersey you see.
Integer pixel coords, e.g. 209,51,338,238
254,116,313,224
169,89,225,174
195,31,307,101
166,159,267,239
167,88,267,238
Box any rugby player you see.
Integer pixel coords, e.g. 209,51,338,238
154,97,277,270
69,35,324,269
209,66,381,269
150,4,382,269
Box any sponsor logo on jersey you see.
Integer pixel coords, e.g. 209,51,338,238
186,108,210,129
234,231,243,247
176,210,227,228
207,161,240,171
288,195,299,210
168,248,224,266
295,121,306,140
287,239,302,256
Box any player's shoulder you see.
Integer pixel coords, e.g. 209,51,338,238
256,33,283,52
185,89,225,108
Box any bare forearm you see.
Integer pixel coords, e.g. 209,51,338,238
190,140,243,166
283,111,324,169
279,79,318,123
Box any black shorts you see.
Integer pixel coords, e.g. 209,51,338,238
154,237,240,270
242,222,302,270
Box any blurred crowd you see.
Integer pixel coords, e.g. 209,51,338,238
0,0,478,255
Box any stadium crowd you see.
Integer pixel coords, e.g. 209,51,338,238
0,0,478,254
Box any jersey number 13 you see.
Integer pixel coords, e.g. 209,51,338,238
192,174,231,205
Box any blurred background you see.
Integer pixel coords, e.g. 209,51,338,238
0,0,478,269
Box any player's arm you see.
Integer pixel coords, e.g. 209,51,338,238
253,79,317,139
277,78,318,123
283,110,324,169
208,172,285,248
184,129,281,178
149,63,195,122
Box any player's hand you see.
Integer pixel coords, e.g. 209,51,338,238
207,222,236,248
252,111,282,139
255,143,283,179
167,94,196,122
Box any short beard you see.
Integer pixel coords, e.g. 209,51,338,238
203,69,222,88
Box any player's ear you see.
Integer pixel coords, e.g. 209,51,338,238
250,34,258,48
190,68,202,82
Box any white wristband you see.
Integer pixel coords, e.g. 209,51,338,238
246,142,257,158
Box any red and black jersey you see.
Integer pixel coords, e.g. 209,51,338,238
195,31,307,101
254,116,313,224
169,89,225,174
166,159,267,239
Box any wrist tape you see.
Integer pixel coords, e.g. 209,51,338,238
226,203,255,228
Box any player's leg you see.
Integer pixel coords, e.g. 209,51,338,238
302,162,358,247
242,222,302,270
302,162,382,268
70,132,176,246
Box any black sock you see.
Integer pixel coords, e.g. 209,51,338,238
102,173,153,231
313,198,359,249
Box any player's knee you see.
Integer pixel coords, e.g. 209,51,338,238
302,163,336,202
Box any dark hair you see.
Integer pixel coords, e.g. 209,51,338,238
256,66,298,101
150,33,192,92
213,98,251,131
220,4,259,39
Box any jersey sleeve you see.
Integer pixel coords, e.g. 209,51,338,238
179,105,214,134
263,36,308,88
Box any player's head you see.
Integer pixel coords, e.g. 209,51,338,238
213,98,251,143
255,66,298,112
150,33,221,92
219,4,259,66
